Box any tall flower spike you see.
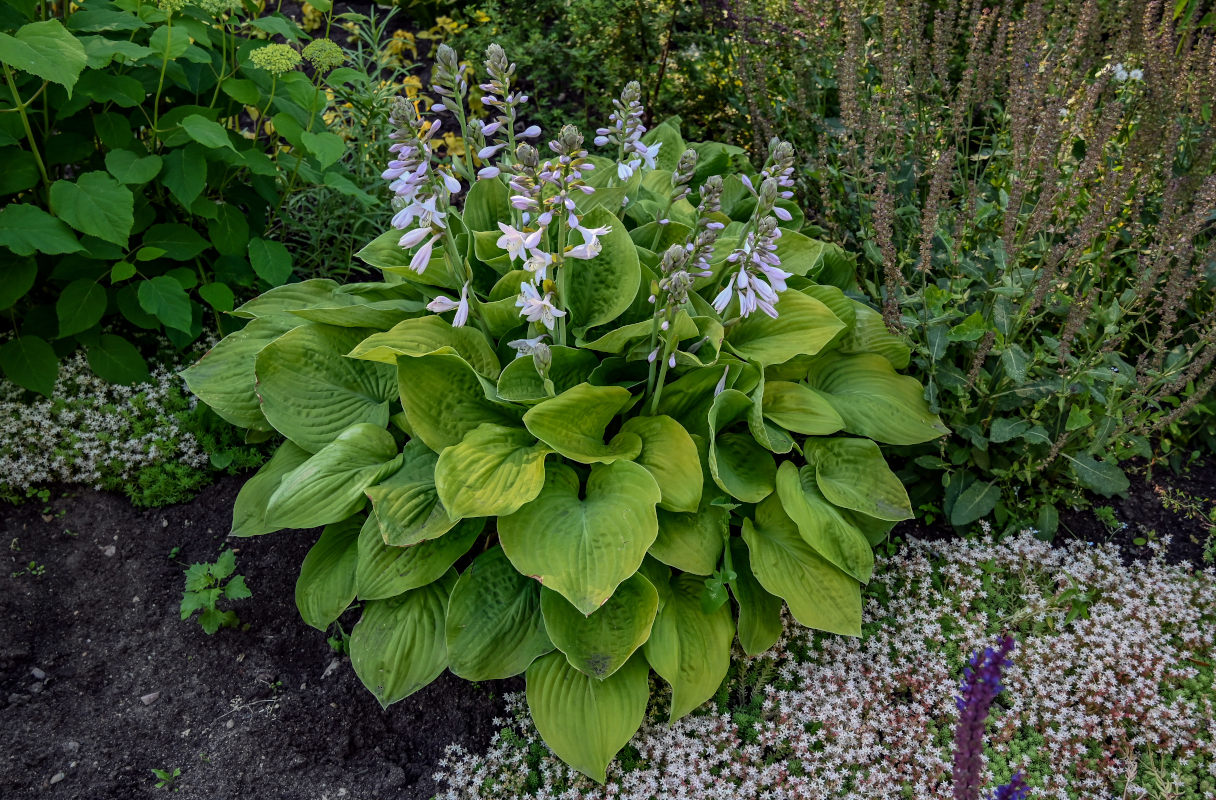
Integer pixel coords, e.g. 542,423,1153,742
475,43,529,180
595,81,657,180
953,635,1016,800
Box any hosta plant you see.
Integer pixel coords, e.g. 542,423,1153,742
183,44,947,782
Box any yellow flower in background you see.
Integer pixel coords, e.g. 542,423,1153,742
440,131,466,157
300,3,323,32
402,75,422,98
472,9,491,24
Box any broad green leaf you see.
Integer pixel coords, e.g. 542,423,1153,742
365,440,457,546
499,461,661,615
724,290,844,365
104,149,163,185
356,513,482,600
649,501,727,576
350,570,456,707
265,423,402,529
495,345,598,402
837,300,910,369
247,237,293,286
728,538,782,656
710,430,775,503
356,228,459,290
742,495,862,636
302,130,345,167
231,440,312,536
180,114,235,151
0,20,87,95
775,461,874,583
56,278,107,338
760,380,844,435
198,282,235,312
256,324,396,453
565,207,640,332
643,570,733,721
525,651,648,784
162,145,206,207
434,423,550,519
86,334,150,384
137,276,193,333
49,172,133,246
806,351,949,445
578,312,697,353
949,479,1001,526
182,316,302,430
349,316,500,378
0,335,58,397
461,175,511,231
1067,453,1130,497
446,547,553,680
295,516,360,630
0,259,37,310
232,279,342,319
522,383,642,464
397,352,520,451
618,415,702,512
0,204,83,256
541,572,658,679
806,437,913,521
141,223,208,260
1000,345,1029,384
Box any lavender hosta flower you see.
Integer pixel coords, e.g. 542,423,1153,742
408,234,441,274
567,224,612,260
523,249,553,281
507,334,549,359
596,81,656,180
515,282,566,330
426,282,471,327
715,216,789,319
953,635,1016,800
497,222,542,262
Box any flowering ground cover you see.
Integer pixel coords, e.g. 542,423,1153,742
435,534,1216,800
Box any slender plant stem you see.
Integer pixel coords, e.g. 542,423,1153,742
151,16,174,145
3,65,50,187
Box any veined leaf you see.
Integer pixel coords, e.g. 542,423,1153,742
230,440,312,536
434,423,550,519
541,572,658,679
724,290,844,365
775,461,874,583
649,500,727,576
356,514,482,600
295,516,360,630
522,383,642,464
728,538,782,655
365,440,457,546
618,415,702,512
397,351,521,451
349,315,500,379
806,436,913,522
806,351,949,445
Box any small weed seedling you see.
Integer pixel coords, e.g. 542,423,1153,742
180,549,251,634
151,766,181,790
1154,484,1216,563
327,623,351,655
1094,505,1122,533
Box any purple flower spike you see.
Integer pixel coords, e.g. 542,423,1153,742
991,773,1029,800
953,635,1015,800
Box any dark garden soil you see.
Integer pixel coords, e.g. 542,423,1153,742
0,474,509,800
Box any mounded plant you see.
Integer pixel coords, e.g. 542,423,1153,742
183,44,947,781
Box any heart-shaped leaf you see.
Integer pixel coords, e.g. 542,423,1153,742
724,290,844,365
541,572,658,679
350,569,456,707
255,324,396,453
495,346,598,402
366,440,457,546
446,547,553,680
806,436,913,521
295,516,360,630
356,514,482,601
806,351,949,445
618,415,702,512
742,495,861,636
499,461,661,615
434,423,551,519
642,567,734,721
522,383,642,464
775,461,874,583
649,500,727,576
564,206,640,332
397,352,521,451
525,651,649,784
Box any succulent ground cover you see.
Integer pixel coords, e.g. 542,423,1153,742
434,533,1216,800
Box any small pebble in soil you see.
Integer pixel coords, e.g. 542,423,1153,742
31,667,47,680
50,772,65,785
100,545,115,557
64,741,79,753
140,691,160,705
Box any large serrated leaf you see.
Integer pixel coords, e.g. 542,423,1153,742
541,572,657,679
525,651,648,784
499,461,661,615
446,547,553,680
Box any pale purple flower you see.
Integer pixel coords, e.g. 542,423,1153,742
515,282,565,329
507,333,549,358
566,224,611,260
409,235,440,274
426,282,470,327
496,223,542,262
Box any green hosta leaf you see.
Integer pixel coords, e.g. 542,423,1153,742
618,415,702,512
446,547,553,680
182,316,302,430
356,228,459,290
541,572,658,679
349,316,500,379
137,275,193,332
397,352,521,451
522,383,642,464
837,300,911,369
49,172,134,246
724,290,844,365
0,20,87,95
461,176,511,232
256,324,396,453
649,500,727,576
56,278,107,338
295,516,360,630
499,461,661,615
231,440,312,536
728,538,782,656
231,279,341,319
495,346,598,402
1067,454,1130,497
525,651,648,784
434,423,551,519
265,424,402,530
806,351,949,445
775,461,874,583
710,430,775,503
86,334,150,384
578,312,697,353
760,380,844,435
0,335,58,397
0,204,84,256
806,437,913,521
949,479,1000,526
350,570,456,708
356,513,482,601
742,495,861,636
365,440,456,546
565,206,641,332
642,569,734,721
746,373,795,453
